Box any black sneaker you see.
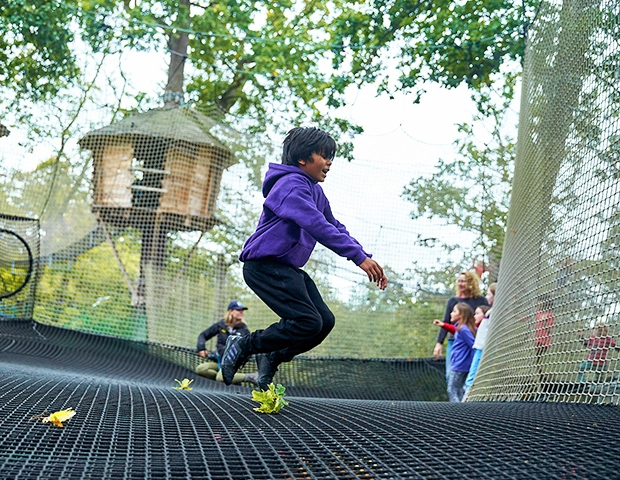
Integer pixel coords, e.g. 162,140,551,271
256,352,281,391
220,336,250,385
244,372,259,385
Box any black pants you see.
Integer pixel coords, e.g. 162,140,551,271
242,260,335,363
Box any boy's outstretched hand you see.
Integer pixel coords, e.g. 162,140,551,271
359,258,388,290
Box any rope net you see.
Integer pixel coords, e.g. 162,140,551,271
2,1,620,478
468,0,620,403
0,215,40,319
0,96,455,361
2,318,620,479
0,0,618,406
0,102,449,358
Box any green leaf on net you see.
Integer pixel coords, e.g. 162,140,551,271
251,383,289,414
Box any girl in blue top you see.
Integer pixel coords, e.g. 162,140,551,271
434,303,477,402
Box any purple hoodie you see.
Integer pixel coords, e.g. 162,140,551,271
239,163,370,268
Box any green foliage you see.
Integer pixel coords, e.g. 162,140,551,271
333,0,539,103
1,0,78,102
411,262,462,298
1,0,540,152
172,378,194,390
182,0,368,156
348,265,414,312
1,0,537,358
320,298,445,358
0,267,25,297
252,383,289,414
599,207,620,301
1,0,368,156
309,266,447,358
34,235,140,337
289,258,446,358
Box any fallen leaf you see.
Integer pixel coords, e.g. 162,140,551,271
41,408,76,428
252,383,289,414
173,378,194,390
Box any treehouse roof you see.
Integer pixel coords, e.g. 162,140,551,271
0,124,9,137
79,107,235,155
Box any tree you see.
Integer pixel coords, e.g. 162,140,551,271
2,0,546,352
1,0,368,155
2,0,546,144
331,0,539,104
327,0,536,290
1,0,79,103
2,0,371,342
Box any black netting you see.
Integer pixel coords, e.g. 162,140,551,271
2,0,620,477
2,319,620,479
0,319,446,402
0,215,40,320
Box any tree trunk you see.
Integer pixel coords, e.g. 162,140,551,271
163,0,191,107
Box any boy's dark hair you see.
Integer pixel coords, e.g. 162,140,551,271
281,127,337,166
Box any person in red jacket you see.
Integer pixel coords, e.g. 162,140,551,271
521,294,555,391
577,323,618,383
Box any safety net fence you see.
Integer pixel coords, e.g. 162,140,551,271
466,0,620,404
2,0,620,477
0,90,449,363
0,215,40,320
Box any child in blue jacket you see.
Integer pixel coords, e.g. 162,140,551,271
221,126,388,390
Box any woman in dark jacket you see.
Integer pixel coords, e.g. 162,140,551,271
196,300,258,385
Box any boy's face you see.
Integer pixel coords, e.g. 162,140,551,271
298,152,332,182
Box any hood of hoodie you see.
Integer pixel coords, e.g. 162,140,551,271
262,163,315,197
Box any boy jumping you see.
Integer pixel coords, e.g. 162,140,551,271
221,126,388,390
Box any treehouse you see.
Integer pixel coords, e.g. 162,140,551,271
78,107,236,233
78,107,238,310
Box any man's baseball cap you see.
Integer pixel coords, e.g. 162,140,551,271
228,300,248,311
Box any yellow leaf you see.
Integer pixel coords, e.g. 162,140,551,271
41,408,76,428
172,378,194,390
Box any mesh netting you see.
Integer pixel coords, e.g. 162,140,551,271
2,0,620,477
0,0,618,410
0,214,40,319
0,99,446,358
468,0,620,403
0,319,447,402
2,318,620,479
